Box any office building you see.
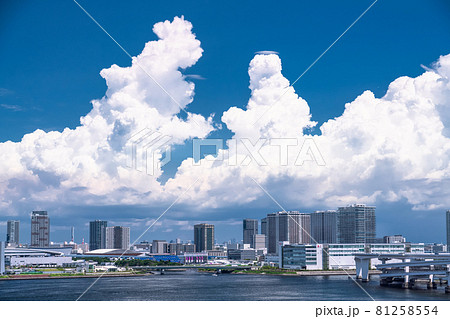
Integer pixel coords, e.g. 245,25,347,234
89,220,107,251
243,219,258,247
280,243,425,270
105,226,130,249
337,204,376,244
168,243,184,255
447,210,450,252
266,211,311,254
281,244,324,270
383,235,406,244
183,243,196,253
6,220,20,246
31,211,50,247
152,240,168,254
194,224,214,252
253,234,266,250
310,211,337,244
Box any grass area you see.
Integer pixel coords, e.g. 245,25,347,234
48,273,85,277
18,271,44,275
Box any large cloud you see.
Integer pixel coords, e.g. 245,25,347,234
0,16,214,214
166,52,450,211
1,16,450,218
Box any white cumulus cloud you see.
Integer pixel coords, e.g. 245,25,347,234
1,16,450,219
0,16,214,214
166,53,450,211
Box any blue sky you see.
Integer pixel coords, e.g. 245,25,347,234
1,0,450,244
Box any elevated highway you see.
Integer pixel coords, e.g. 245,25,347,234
354,253,450,292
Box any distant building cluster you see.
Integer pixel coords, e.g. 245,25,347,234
1,205,450,274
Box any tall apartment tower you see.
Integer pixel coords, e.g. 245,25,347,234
310,210,337,244
266,211,311,254
6,220,20,246
31,211,50,247
243,219,258,247
447,210,450,252
194,224,214,252
105,226,130,249
89,220,108,251
337,204,376,244
299,213,311,244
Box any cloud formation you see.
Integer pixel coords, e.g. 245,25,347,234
1,16,450,219
0,17,214,214
167,52,450,211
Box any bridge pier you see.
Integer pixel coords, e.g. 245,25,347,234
402,259,411,289
355,258,362,279
427,274,437,289
355,257,370,281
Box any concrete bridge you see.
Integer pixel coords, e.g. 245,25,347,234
354,253,450,293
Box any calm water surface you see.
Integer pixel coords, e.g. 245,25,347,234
1,271,449,301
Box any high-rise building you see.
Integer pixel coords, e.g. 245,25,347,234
337,204,376,244
266,211,311,254
89,220,107,251
299,213,311,245
310,211,337,244
194,224,214,252
71,226,74,243
447,210,450,252
253,234,266,250
243,219,258,247
261,217,268,248
31,211,50,247
261,218,267,236
6,220,20,246
0,241,5,275
105,226,130,249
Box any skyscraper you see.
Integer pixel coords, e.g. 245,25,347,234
337,204,376,244
194,223,214,252
310,210,337,244
31,211,49,247
243,219,258,247
261,218,267,236
299,213,311,245
6,220,20,246
447,210,450,252
89,220,107,251
105,226,130,249
266,211,311,254
0,241,5,275
71,226,74,243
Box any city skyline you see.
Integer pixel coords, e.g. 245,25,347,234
3,204,449,248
